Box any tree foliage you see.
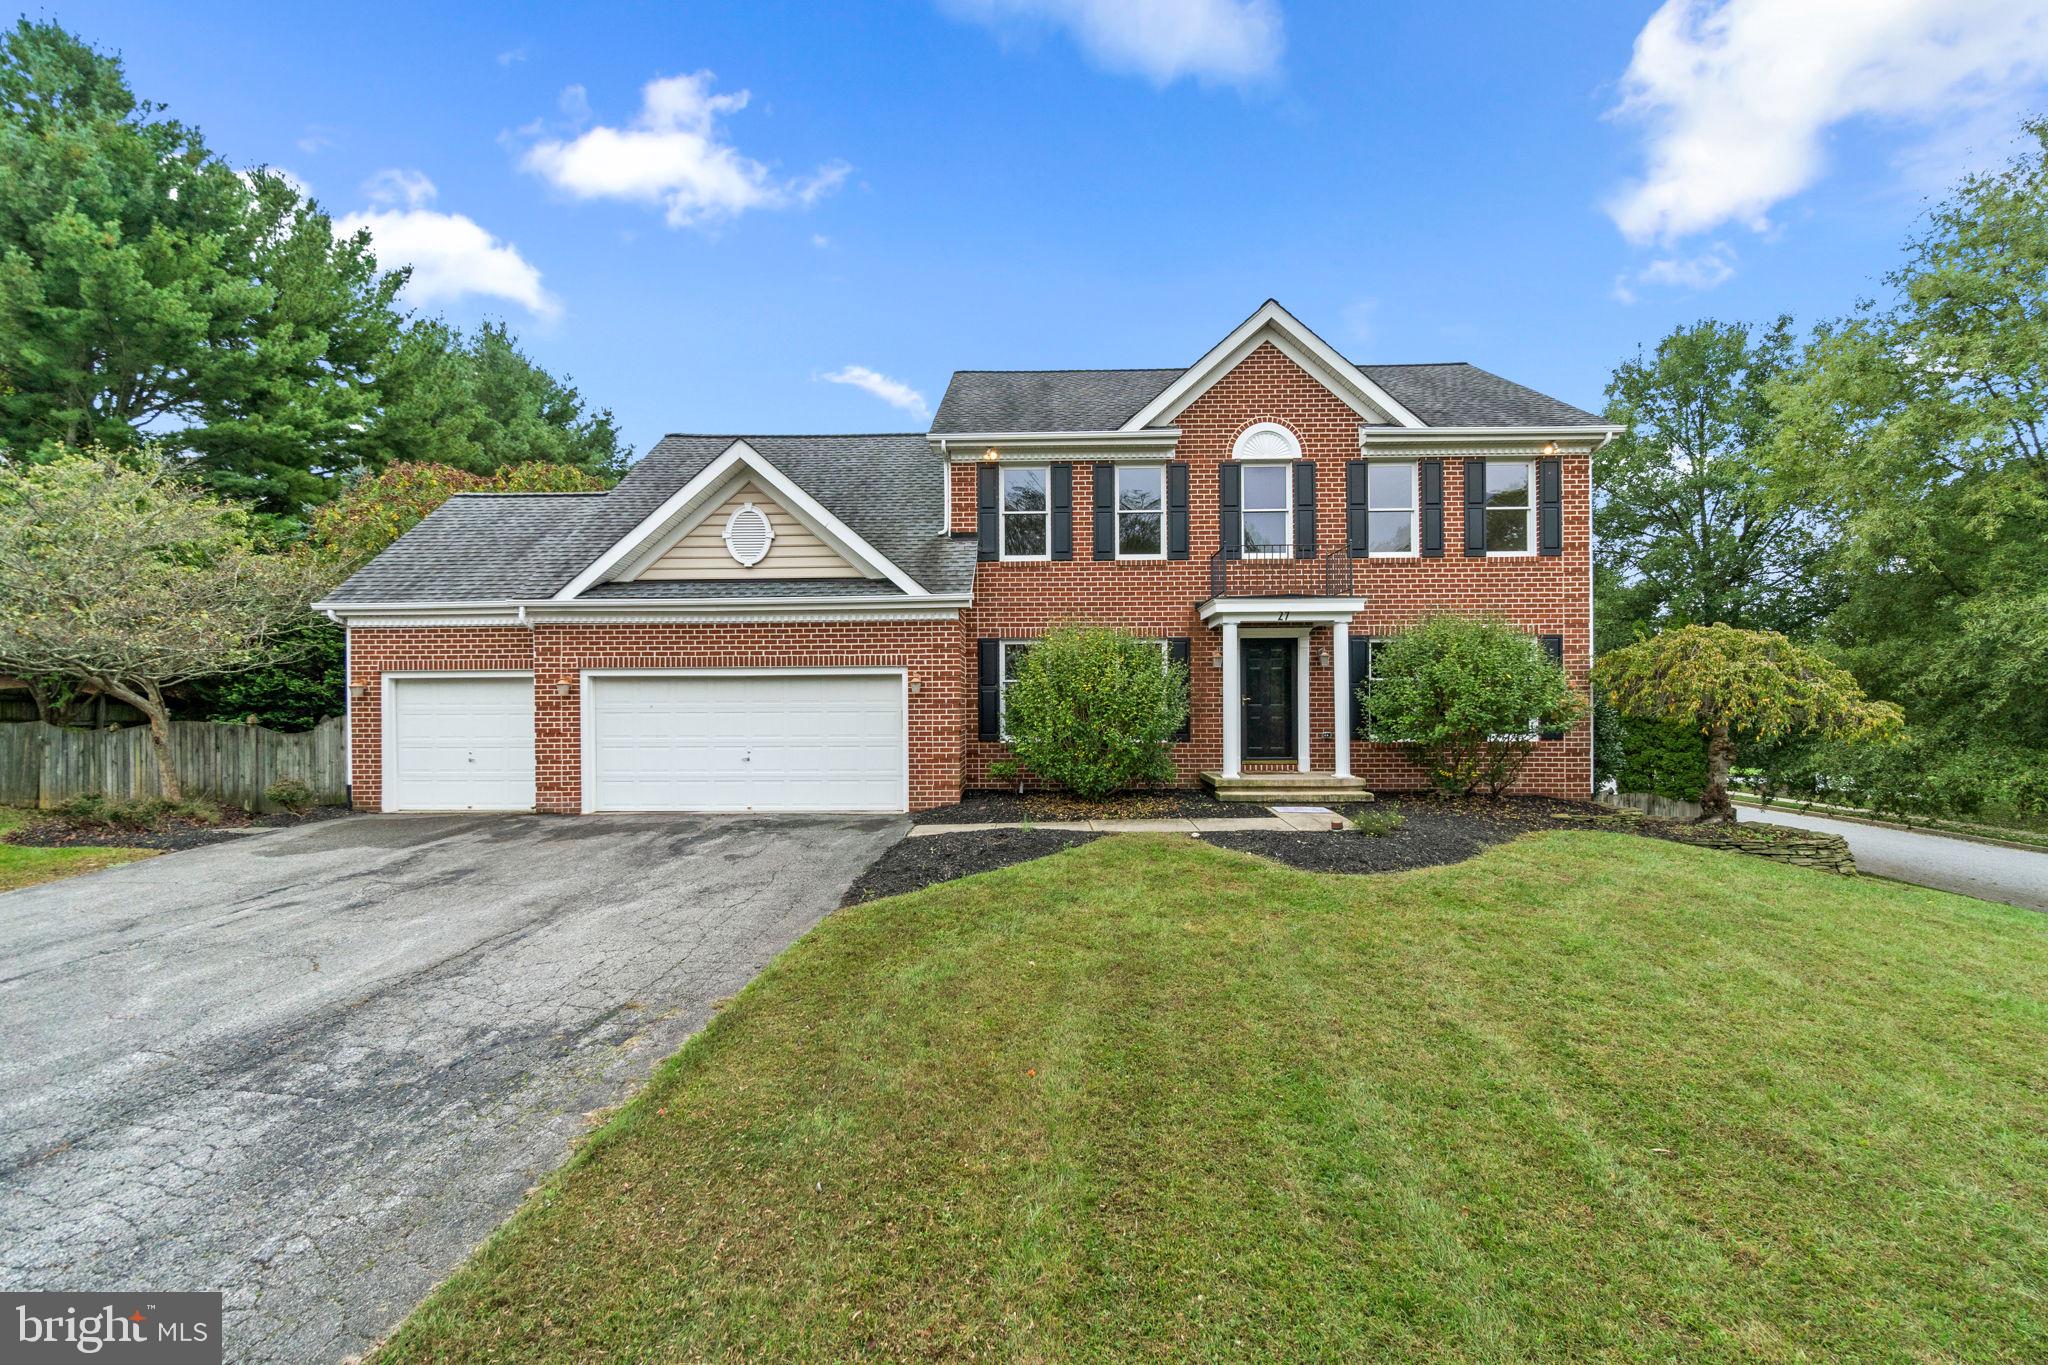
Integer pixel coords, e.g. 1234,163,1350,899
355,320,627,481
309,460,616,570
1770,119,2048,821
1595,317,1835,648
997,626,1187,799
0,19,400,514
1593,625,1901,821
0,452,326,796
1365,615,1584,798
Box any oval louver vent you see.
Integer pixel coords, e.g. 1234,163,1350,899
723,502,775,566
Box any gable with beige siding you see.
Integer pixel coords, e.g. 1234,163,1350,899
629,482,869,580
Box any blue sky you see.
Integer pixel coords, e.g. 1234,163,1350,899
50,0,2048,457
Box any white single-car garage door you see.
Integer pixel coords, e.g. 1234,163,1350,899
586,671,906,814
384,674,535,812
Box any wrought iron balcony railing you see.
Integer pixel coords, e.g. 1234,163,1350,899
1207,547,1355,600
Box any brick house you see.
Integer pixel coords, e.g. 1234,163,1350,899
317,301,1615,814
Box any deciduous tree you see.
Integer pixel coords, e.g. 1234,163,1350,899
1592,625,1901,822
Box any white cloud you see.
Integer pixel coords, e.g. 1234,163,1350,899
819,365,930,418
498,46,527,66
336,171,558,319
1612,243,1738,303
941,0,1282,87
520,71,850,228
1607,0,2048,243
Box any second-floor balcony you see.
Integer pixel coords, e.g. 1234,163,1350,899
1207,547,1355,601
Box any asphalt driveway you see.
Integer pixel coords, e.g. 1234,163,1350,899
0,812,903,1363
1738,806,2048,912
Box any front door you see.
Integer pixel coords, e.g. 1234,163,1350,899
1241,638,1295,761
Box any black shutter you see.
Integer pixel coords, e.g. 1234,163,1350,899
978,638,1002,740
1349,635,1373,735
1539,634,1566,739
1166,463,1189,561
1463,458,1487,557
1346,460,1367,557
1420,459,1444,558
1091,462,1115,560
976,464,998,561
1538,456,1563,557
1168,636,1192,741
1293,460,1318,559
1219,463,1242,560
1050,463,1073,561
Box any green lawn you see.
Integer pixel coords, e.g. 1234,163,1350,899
376,832,2048,1363
0,806,155,892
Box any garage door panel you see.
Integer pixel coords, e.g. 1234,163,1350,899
388,676,535,812
589,673,904,813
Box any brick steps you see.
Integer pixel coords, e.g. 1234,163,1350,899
1200,771,1373,804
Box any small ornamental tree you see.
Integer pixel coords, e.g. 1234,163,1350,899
1366,614,1585,798
1592,625,1904,822
996,626,1188,799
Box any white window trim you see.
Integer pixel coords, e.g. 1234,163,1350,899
999,465,1052,562
1366,461,1419,559
1239,460,1294,561
1116,465,1166,561
1483,459,1537,558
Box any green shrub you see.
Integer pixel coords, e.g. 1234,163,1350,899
50,794,223,830
1350,804,1404,837
995,625,1188,799
1365,615,1586,797
265,776,317,815
1611,711,1709,803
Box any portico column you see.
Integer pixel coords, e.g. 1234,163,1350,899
1296,632,1312,773
1220,621,1241,779
1332,620,1352,778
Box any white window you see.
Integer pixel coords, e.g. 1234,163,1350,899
998,639,1032,739
1483,461,1534,554
1117,466,1165,558
1367,462,1417,556
1240,463,1292,558
1000,466,1050,559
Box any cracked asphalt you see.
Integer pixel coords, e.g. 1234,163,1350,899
0,812,903,1362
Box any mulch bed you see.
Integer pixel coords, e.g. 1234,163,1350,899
843,827,1102,905
912,790,1232,825
4,803,358,853
1205,796,1621,875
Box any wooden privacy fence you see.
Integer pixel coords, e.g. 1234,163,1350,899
0,717,346,811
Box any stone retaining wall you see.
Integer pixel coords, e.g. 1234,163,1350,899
1674,823,1857,875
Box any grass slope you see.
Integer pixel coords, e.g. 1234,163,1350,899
378,832,2048,1363
0,806,154,892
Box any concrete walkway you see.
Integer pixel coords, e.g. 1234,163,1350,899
912,809,1347,836
1738,806,2048,913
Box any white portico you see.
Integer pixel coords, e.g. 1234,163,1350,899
1197,593,1371,801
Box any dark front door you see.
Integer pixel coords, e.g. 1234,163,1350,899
1241,638,1295,761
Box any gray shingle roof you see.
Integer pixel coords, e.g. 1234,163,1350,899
321,433,972,606
929,360,1600,432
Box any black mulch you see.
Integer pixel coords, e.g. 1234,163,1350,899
842,827,1102,906
1206,796,1620,875
4,803,359,853
913,790,1235,825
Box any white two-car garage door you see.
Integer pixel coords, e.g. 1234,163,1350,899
585,671,906,814
383,674,536,811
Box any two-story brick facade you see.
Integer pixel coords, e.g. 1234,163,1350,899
318,301,1614,814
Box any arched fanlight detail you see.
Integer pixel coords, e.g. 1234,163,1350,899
723,502,775,566
1232,421,1301,461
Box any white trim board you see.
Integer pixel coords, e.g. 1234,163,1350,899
554,440,928,600
1123,300,1425,431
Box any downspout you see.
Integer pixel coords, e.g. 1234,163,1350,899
326,609,350,807
1587,430,1618,799
939,439,951,533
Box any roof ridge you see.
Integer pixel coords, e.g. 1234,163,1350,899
947,366,1182,375
445,490,611,499
1356,360,1475,369
651,431,929,440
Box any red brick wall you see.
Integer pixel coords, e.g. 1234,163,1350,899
347,621,964,813
958,340,1595,798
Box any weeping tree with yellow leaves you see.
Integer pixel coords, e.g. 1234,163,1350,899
1593,625,1903,822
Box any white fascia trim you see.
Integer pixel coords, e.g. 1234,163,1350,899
1360,425,1622,451
328,595,969,628
934,429,1179,458
1122,300,1425,431
555,440,928,600
1197,595,1366,626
